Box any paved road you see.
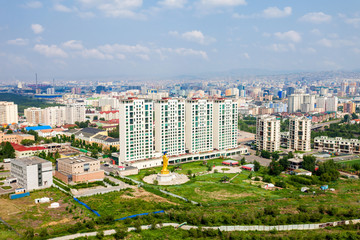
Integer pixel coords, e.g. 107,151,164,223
232,148,271,167
312,119,341,130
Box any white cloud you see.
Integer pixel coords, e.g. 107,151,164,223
137,54,150,60
62,40,84,50
164,48,208,59
317,38,355,48
78,0,145,19
199,0,246,7
158,0,187,9
80,48,113,60
233,6,291,19
299,12,332,24
99,44,150,53
311,29,321,35
263,6,292,18
339,14,360,28
31,24,44,34
22,1,42,8
274,30,301,43
318,38,332,48
169,30,216,45
54,4,73,13
268,43,295,52
34,44,68,58
7,38,29,46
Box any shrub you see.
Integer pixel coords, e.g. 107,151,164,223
254,177,260,181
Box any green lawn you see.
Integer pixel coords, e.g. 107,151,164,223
340,159,360,165
128,158,234,182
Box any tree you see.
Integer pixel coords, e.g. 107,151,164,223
54,151,61,159
268,160,282,176
253,161,261,172
302,155,316,172
6,129,13,134
344,114,350,123
0,142,15,159
114,227,128,239
316,160,340,182
279,157,289,171
21,139,35,146
93,116,98,121
288,151,294,159
90,149,98,159
96,230,104,239
220,175,230,182
28,130,39,142
240,157,246,165
260,150,271,159
271,152,279,160
351,112,358,120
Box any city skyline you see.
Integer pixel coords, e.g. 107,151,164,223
1,0,360,82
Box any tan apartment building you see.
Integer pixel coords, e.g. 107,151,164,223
0,133,35,144
256,115,280,152
289,116,311,151
55,155,104,183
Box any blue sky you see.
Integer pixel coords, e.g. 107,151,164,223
1,0,360,82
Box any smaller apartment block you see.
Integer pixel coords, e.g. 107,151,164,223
11,156,53,191
55,156,104,183
314,136,360,154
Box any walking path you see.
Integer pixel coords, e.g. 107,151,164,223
49,219,360,240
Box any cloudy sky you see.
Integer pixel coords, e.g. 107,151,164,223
1,0,360,82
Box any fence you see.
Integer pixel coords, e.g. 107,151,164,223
73,197,101,217
115,210,165,221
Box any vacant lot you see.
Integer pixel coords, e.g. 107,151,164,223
0,187,90,237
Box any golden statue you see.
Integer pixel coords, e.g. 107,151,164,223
161,152,169,175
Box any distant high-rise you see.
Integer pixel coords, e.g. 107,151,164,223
288,94,316,113
46,88,55,95
256,115,280,152
0,102,18,125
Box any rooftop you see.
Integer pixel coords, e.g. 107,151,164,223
12,156,49,166
25,125,52,131
57,155,99,165
11,143,46,152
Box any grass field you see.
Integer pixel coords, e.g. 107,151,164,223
340,159,360,165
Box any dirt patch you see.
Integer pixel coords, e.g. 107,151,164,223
194,188,254,200
122,187,177,205
43,217,71,227
0,198,28,217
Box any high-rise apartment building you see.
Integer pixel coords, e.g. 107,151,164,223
0,101,18,125
43,107,66,126
213,99,238,150
256,115,280,152
343,101,356,114
185,99,213,153
288,94,316,113
154,99,185,156
65,105,86,124
119,99,153,162
24,107,44,125
289,116,311,151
